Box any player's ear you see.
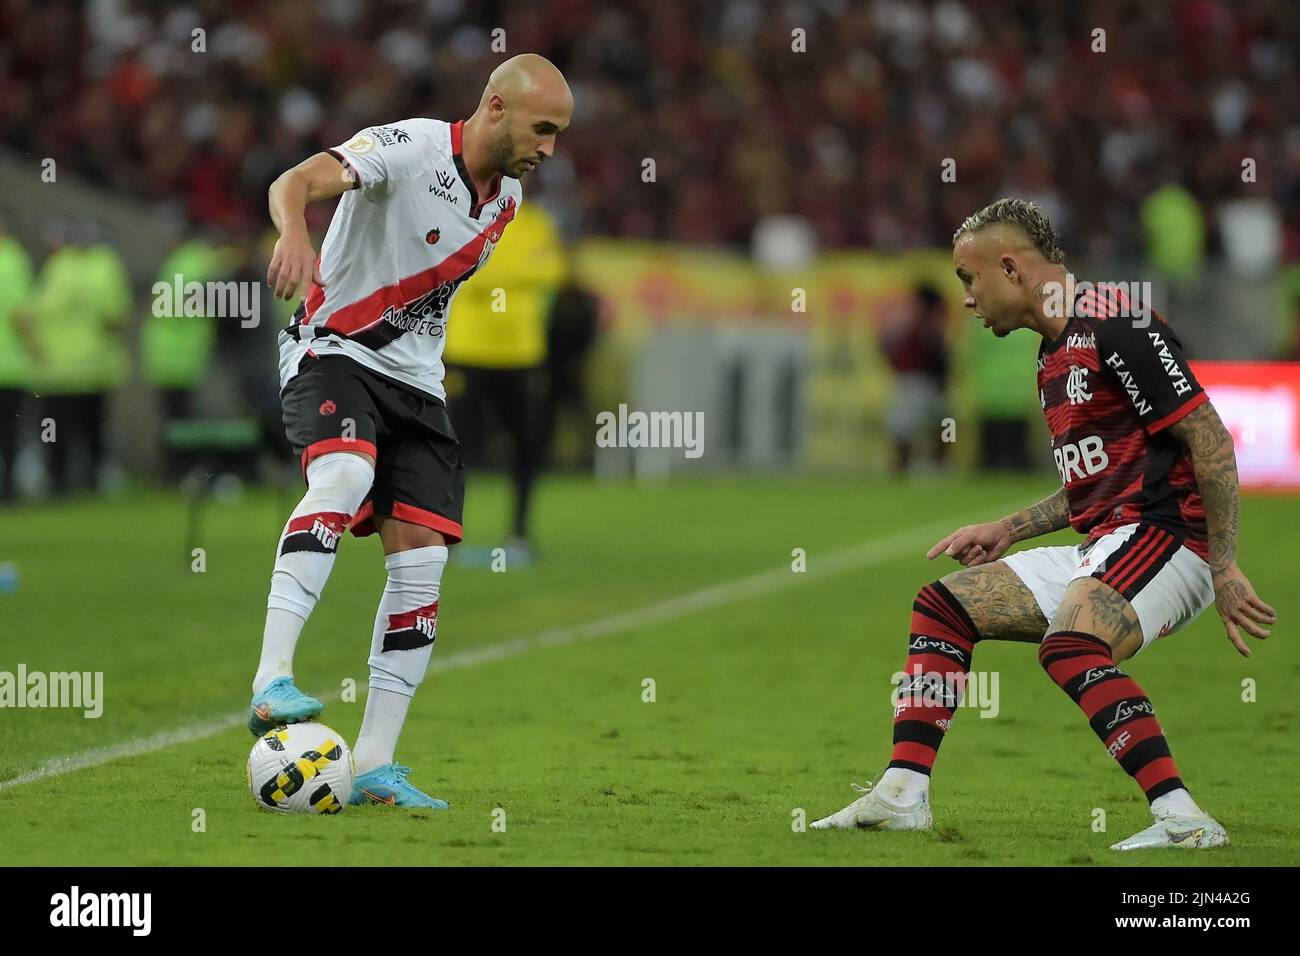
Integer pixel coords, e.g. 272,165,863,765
1000,254,1019,282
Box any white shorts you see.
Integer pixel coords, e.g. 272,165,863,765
1001,522,1215,655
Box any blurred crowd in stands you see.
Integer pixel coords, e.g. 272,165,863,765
3,0,1297,258
1,0,1299,506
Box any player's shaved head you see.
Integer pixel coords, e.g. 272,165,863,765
481,53,572,114
466,54,573,181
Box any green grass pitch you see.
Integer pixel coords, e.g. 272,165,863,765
0,473,1296,865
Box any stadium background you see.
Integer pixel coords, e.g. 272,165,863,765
0,0,1297,866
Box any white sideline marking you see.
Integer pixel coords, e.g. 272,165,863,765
0,504,1018,792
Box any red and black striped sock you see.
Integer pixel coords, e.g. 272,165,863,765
888,580,981,776
1038,631,1184,801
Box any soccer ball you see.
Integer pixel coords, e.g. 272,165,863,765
247,722,354,814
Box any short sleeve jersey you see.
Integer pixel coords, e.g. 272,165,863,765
278,118,521,400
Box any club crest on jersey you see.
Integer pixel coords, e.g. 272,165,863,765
319,399,337,415
1066,365,1092,405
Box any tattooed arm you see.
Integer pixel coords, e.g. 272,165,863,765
927,487,1070,567
1000,486,1071,544
1167,402,1276,655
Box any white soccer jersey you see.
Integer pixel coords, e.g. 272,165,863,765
277,118,521,400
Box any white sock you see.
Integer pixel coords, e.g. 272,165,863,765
253,608,307,694
877,767,929,805
352,545,447,774
1151,787,1203,818
353,687,414,774
252,453,375,694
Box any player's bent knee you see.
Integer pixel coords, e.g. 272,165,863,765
911,579,983,650
305,452,375,498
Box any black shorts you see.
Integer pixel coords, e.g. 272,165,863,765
280,351,465,543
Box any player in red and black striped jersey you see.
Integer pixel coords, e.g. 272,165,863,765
812,198,1276,850
1039,288,1210,562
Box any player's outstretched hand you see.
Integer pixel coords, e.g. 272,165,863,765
1212,563,1276,657
927,521,1014,567
267,227,324,301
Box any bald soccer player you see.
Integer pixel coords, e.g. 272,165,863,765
812,198,1275,849
253,55,573,808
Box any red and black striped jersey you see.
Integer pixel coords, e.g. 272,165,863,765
1036,289,1209,560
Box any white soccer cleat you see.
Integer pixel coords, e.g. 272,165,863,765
810,780,933,831
1110,810,1229,851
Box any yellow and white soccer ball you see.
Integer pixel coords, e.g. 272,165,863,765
247,722,354,814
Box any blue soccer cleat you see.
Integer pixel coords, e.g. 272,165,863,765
349,762,450,809
247,676,324,736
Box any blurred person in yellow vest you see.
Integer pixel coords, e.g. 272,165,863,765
443,201,564,560
1140,179,1205,282
142,233,230,479
17,218,132,495
0,213,36,501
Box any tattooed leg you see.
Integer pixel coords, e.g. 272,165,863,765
883,561,1046,789
1039,577,1188,804
939,560,1049,642
1048,577,1142,661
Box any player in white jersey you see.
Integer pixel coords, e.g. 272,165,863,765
248,54,573,809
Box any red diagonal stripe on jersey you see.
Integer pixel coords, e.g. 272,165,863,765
1112,530,1175,594
386,600,439,633
304,202,517,332
285,511,351,535
303,253,325,319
